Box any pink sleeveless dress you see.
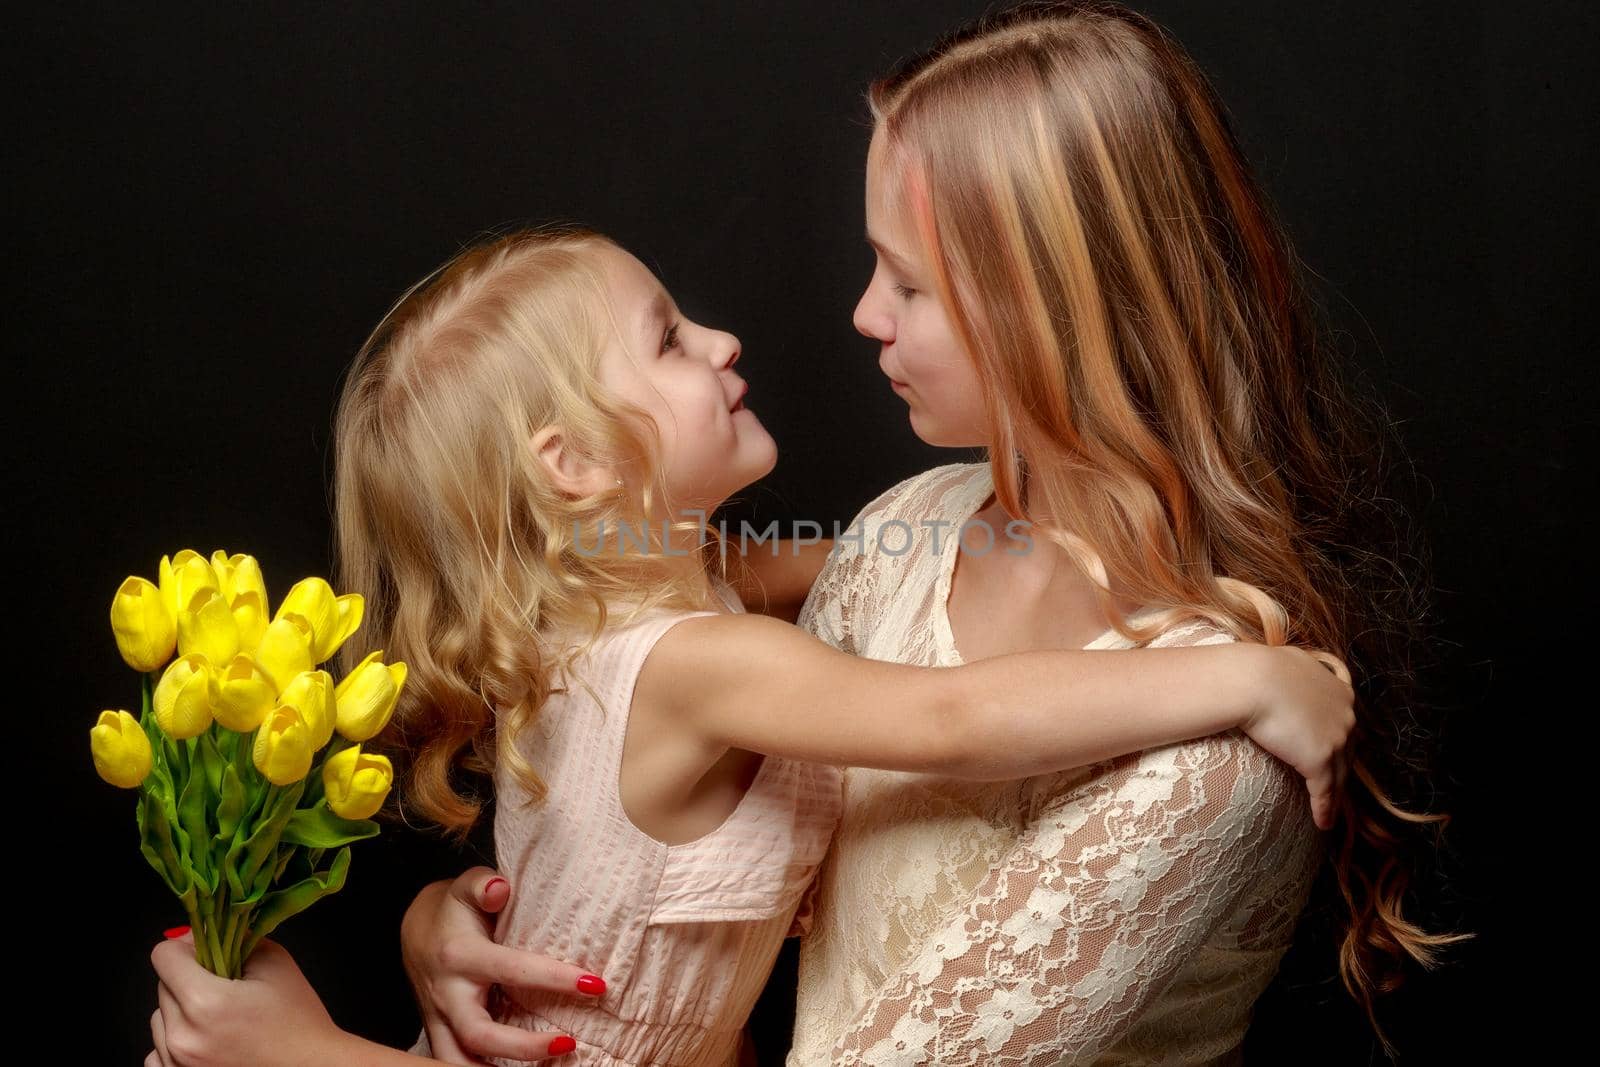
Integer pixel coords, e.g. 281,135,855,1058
413,590,841,1066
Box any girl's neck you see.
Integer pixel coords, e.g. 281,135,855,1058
605,502,723,605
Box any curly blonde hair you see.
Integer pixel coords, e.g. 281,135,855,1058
331,227,722,840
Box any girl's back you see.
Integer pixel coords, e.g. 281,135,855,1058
419,585,840,1067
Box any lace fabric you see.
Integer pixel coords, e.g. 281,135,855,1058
786,462,1319,1066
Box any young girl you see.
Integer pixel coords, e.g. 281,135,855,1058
402,4,1470,1064
144,228,1351,1067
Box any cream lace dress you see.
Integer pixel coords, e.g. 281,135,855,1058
785,462,1320,1066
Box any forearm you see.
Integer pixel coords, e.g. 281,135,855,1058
330,1030,448,1066
943,643,1267,779
726,538,834,621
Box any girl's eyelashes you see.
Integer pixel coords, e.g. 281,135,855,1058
892,283,918,300
661,322,681,354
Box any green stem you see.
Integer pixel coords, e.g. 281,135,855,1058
189,897,214,974
231,910,251,971
205,893,230,979
219,904,241,979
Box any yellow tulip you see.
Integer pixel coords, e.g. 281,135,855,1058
322,745,393,820
334,651,407,742
153,655,217,739
214,654,276,732
252,705,314,786
177,587,241,666
159,551,219,626
110,576,176,672
255,613,314,692
211,552,267,610
230,589,268,652
276,578,364,665
90,710,153,788
278,669,336,750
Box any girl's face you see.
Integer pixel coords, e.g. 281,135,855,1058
597,245,776,512
854,125,990,447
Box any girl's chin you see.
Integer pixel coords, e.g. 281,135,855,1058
907,411,984,449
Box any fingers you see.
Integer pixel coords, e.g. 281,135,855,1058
443,937,601,997
1307,649,1352,686
1306,767,1335,832
1306,742,1357,831
150,927,196,1067
154,979,191,1066
456,1019,578,1063
429,1011,577,1064
151,931,209,1000
423,1021,495,1067
240,937,298,982
448,866,511,914
148,1007,175,1067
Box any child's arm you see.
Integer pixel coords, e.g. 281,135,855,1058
640,613,1353,828
723,537,835,622
148,931,577,1066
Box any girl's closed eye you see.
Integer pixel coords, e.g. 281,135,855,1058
892,283,918,300
661,322,682,354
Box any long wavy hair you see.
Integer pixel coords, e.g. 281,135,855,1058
331,227,722,840
868,1,1471,1054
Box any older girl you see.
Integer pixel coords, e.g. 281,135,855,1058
400,3,1467,1064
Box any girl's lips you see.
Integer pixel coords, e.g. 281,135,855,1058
730,384,748,412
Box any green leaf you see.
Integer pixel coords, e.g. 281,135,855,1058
280,798,379,850
222,774,278,900
216,726,239,764
241,847,350,959
234,780,305,896
249,848,279,898
136,788,191,897
175,740,214,894
229,731,270,841
214,764,246,841
171,730,190,781
211,764,247,878
197,728,225,800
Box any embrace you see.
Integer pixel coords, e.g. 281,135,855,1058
145,3,1465,1065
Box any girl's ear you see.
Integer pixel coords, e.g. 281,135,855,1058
530,425,616,498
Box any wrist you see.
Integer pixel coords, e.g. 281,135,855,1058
1235,642,1276,732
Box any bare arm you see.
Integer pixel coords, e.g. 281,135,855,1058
724,537,835,622
642,613,1351,803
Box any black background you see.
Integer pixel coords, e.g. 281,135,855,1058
16,1,1587,1062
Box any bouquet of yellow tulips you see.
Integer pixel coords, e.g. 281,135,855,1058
92,549,406,979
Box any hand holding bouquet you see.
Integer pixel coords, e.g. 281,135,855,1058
92,549,406,978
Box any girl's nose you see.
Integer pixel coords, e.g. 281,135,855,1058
717,335,741,369
853,288,891,343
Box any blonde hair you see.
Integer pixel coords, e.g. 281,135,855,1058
870,2,1470,1055
332,227,721,840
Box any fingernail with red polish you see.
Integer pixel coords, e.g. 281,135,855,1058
483,877,508,897
164,925,190,939
549,1036,576,1056
576,974,606,995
